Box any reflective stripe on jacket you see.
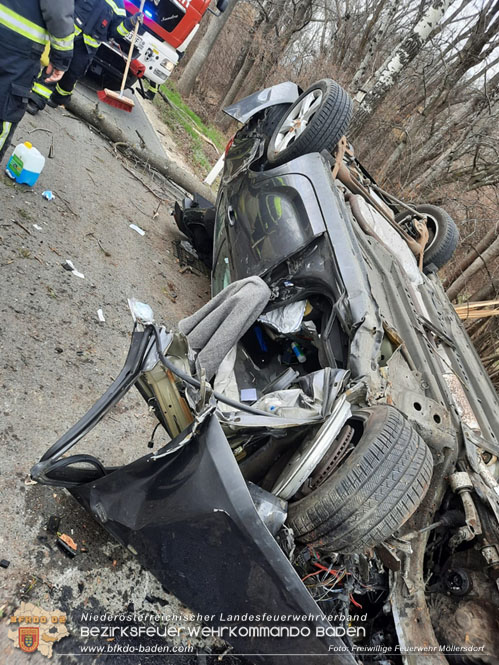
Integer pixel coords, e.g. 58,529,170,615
0,0,74,70
74,0,133,47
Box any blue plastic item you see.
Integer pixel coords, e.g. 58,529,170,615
6,141,45,186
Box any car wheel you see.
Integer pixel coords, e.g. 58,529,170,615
396,204,459,270
235,103,291,143
266,79,353,167
259,103,291,138
286,405,433,553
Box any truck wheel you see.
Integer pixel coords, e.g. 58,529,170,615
286,405,433,553
396,204,459,270
267,79,352,167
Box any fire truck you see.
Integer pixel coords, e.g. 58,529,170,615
89,0,229,98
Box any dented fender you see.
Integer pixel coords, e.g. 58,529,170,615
69,414,354,663
223,81,300,124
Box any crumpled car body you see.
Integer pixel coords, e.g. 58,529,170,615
33,82,499,662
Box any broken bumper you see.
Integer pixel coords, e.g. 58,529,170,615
69,415,354,662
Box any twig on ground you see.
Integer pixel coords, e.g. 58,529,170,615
52,191,78,216
129,200,150,217
85,167,96,185
27,128,53,136
120,162,170,202
13,219,31,235
136,130,146,149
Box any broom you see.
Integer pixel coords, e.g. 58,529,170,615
97,0,145,112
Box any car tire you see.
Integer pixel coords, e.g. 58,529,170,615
266,79,353,167
286,405,433,553
396,204,459,270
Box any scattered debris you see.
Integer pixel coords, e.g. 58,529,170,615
33,224,42,231
27,127,52,136
180,239,199,259
144,594,169,607
52,190,78,216
59,534,77,549
97,239,111,256
179,265,200,276
61,259,84,279
163,285,177,304
129,223,145,236
13,219,31,235
19,576,39,599
240,388,257,402
172,239,209,276
47,516,61,534
57,533,77,557
153,200,162,219
42,191,54,201
121,162,170,202
97,308,106,323
0,560,10,569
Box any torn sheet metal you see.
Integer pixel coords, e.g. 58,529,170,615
69,414,354,663
217,369,350,427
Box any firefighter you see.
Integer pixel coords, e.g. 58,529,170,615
143,79,159,101
0,0,74,161
27,0,143,115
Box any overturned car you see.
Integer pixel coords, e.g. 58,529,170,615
33,80,499,663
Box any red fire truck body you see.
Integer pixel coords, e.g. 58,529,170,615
90,0,227,95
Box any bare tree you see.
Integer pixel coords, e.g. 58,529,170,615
348,0,454,138
447,235,499,301
177,0,238,97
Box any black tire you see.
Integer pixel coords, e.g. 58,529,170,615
287,405,433,553
267,79,352,167
396,204,459,270
260,103,291,138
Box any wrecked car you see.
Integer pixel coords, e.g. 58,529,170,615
32,79,499,663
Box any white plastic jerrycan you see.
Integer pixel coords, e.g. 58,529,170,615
6,141,45,186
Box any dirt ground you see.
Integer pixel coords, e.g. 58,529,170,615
0,84,228,664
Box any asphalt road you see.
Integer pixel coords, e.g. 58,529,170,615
75,80,166,162
0,80,225,664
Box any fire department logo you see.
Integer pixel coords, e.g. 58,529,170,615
8,602,69,658
19,627,39,653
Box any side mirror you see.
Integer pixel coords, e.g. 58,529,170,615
216,0,229,11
